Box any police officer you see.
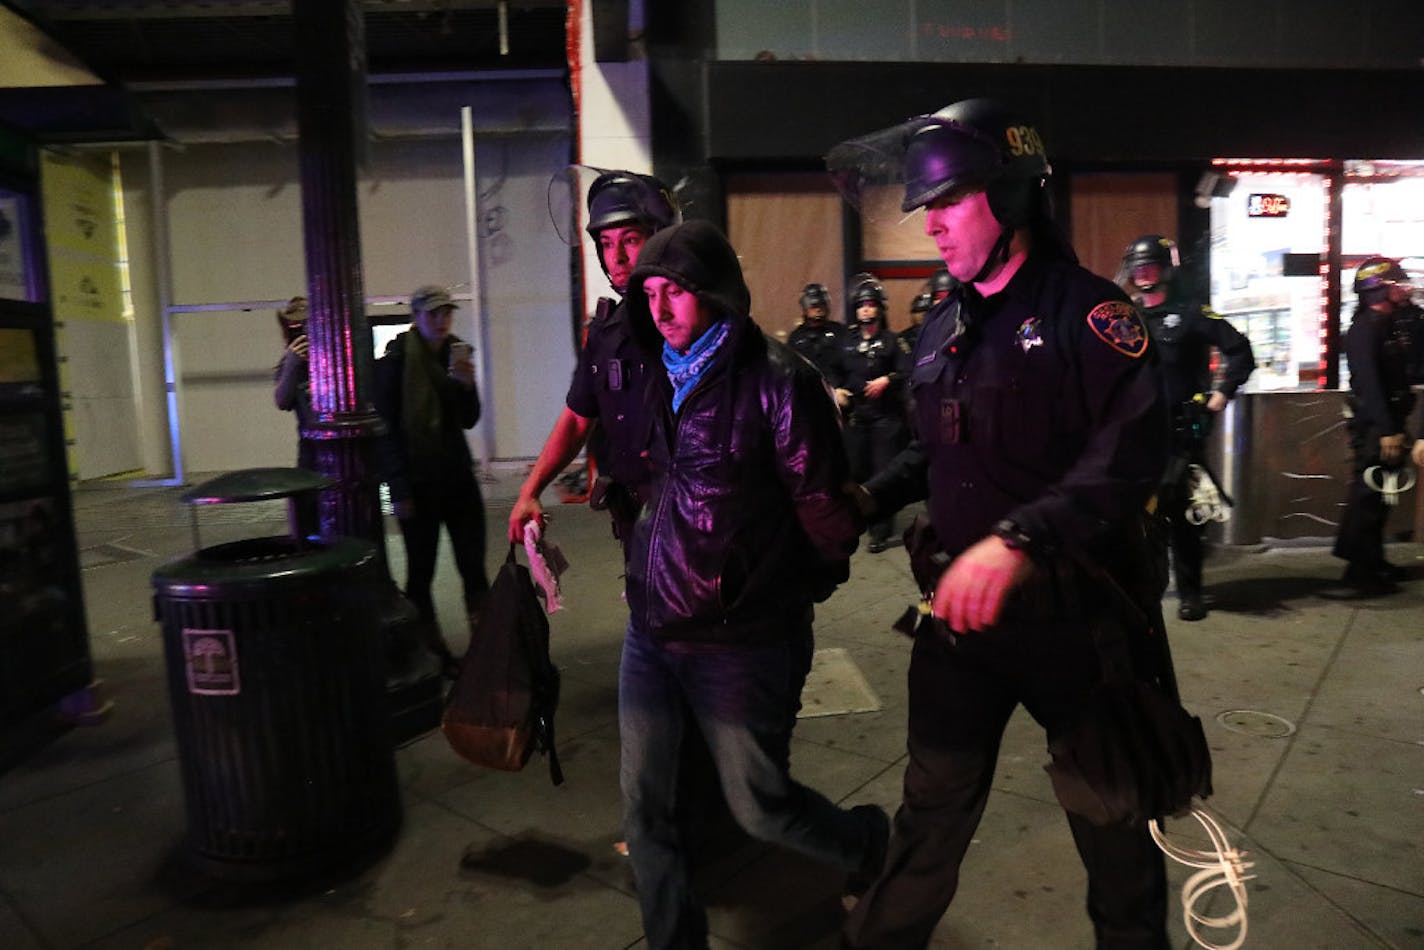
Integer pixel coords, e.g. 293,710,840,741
787,281,845,379
835,276,912,552
1327,257,1417,597
509,171,678,550
1122,234,1255,621
830,98,1171,948
902,269,958,353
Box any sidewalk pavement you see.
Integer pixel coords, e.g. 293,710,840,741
1,469,1420,948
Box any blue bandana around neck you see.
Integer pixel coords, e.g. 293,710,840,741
662,319,730,412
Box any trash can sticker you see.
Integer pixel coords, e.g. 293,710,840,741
183,628,241,695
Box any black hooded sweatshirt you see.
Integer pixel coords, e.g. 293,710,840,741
623,220,861,644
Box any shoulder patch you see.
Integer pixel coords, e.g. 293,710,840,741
1086,300,1149,358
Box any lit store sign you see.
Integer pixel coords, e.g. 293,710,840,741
1247,193,1291,218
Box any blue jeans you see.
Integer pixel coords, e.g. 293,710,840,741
619,618,875,950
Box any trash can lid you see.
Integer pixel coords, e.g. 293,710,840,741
181,467,333,506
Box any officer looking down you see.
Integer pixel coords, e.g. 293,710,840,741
1122,234,1255,621
829,97,1173,948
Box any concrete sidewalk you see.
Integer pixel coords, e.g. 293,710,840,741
1,470,1420,948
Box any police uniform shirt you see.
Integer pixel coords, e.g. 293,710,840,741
869,253,1168,562
787,321,847,379
1140,295,1255,410
1344,305,1416,437
839,324,912,417
564,299,656,488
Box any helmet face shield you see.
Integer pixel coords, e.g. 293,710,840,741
800,282,830,313
900,121,1002,212
827,98,1051,237
546,164,680,247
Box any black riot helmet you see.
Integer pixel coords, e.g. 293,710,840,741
928,268,957,302
900,98,1051,227
585,172,679,238
799,282,830,315
1354,256,1409,307
850,277,887,324
910,290,933,315
1122,235,1180,292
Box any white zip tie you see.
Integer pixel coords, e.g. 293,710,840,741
1150,808,1254,950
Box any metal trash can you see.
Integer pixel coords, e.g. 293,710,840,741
151,468,401,882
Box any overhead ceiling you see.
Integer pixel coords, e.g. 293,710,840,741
0,1,574,142
11,0,570,83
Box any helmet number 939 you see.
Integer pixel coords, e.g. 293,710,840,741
1005,125,1045,158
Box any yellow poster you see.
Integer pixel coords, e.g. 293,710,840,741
40,150,125,324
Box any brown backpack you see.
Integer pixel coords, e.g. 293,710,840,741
442,544,563,784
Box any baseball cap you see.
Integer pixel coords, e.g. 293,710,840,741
410,285,458,313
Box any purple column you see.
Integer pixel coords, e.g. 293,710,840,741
292,0,385,558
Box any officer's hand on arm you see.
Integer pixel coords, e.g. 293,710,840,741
1413,439,1424,469
508,493,545,543
1204,391,1228,413
1381,433,1408,465
844,481,877,519
834,387,853,410
863,375,891,399
288,336,309,360
931,535,1033,633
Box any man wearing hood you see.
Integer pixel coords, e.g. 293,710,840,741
619,219,890,949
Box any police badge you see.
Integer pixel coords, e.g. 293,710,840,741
1086,301,1149,358
1017,317,1044,353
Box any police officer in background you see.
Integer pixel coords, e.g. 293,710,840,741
829,98,1171,948
1122,235,1255,621
834,276,912,552
901,289,932,352
509,171,678,551
787,281,845,379
1327,257,1417,597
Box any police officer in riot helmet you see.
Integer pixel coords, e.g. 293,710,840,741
831,98,1172,948
1326,256,1418,597
834,276,911,553
510,170,679,551
902,290,933,351
1122,234,1255,621
902,268,957,352
787,281,846,379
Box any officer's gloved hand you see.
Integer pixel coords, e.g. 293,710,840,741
931,535,1032,633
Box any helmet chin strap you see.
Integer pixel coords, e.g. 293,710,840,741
969,225,1015,285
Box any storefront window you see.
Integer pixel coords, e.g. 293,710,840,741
1340,162,1424,387
1209,170,1328,391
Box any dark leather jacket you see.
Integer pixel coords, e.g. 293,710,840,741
623,221,862,645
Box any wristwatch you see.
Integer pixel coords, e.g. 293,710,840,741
991,518,1039,557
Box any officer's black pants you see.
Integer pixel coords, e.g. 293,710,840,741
844,618,1167,949
846,412,910,543
1157,457,1203,599
1333,423,1389,571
